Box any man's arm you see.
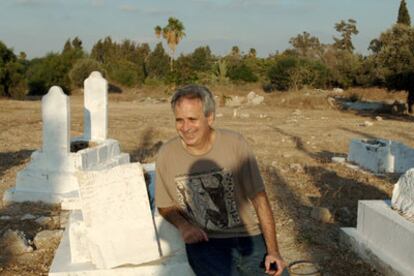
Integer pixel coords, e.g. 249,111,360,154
251,191,286,276
158,206,208,244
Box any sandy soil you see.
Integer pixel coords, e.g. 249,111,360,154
0,86,412,275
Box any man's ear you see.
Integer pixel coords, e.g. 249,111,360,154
207,112,214,126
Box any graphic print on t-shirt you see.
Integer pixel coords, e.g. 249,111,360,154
175,169,241,230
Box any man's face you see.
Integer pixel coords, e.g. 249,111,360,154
174,97,214,150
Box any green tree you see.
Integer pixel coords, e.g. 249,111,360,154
370,24,414,112
333,19,359,52
289,31,324,60
154,17,186,71
248,48,257,58
146,42,170,80
397,0,411,26
0,41,28,99
190,46,213,72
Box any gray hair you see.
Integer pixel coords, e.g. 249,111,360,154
171,84,216,117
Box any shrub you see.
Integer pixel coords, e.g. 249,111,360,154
227,63,258,82
106,59,144,87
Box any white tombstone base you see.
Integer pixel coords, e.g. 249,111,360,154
340,200,414,276
3,139,130,206
50,210,194,276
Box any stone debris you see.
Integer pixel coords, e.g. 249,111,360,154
392,168,414,221
35,216,52,227
259,114,268,119
360,121,373,127
327,97,336,108
246,91,264,105
34,230,63,250
1,229,33,255
225,95,244,107
289,163,304,173
333,88,344,93
332,157,346,163
0,215,11,220
375,116,383,121
21,214,36,220
311,207,333,223
60,211,70,228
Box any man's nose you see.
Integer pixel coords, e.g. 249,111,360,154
181,120,191,132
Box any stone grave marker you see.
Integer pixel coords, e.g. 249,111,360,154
84,71,108,141
42,86,71,169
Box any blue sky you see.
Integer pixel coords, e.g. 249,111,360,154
0,0,409,59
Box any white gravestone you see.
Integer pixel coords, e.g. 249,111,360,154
392,168,414,221
42,86,71,169
84,71,108,141
75,163,160,269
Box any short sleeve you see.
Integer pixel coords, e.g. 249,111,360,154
237,136,265,199
154,149,175,208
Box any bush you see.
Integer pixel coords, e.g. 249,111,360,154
227,63,258,82
27,54,72,95
267,55,331,91
69,58,105,88
106,59,145,87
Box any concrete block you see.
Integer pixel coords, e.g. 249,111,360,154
341,200,414,275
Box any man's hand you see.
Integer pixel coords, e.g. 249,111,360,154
265,254,286,276
178,222,209,244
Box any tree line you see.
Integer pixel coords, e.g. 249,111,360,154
1,1,413,110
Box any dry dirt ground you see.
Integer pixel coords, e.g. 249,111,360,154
0,85,413,275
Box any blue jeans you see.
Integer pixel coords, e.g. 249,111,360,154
185,234,284,276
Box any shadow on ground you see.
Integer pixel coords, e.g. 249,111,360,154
129,127,163,163
0,150,33,178
265,126,387,275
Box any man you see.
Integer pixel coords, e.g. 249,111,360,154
155,84,286,275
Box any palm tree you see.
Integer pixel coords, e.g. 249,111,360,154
154,17,186,71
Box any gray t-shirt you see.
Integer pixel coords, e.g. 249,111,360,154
155,129,264,238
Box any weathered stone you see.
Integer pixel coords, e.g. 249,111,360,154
225,95,244,107
21,214,36,220
311,207,333,223
1,229,33,255
35,216,52,227
246,91,264,105
392,168,414,220
34,230,63,249
332,157,346,163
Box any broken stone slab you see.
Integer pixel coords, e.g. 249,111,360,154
1,229,33,255
75,163,160,269
392,168,414,221
34,230,63,250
